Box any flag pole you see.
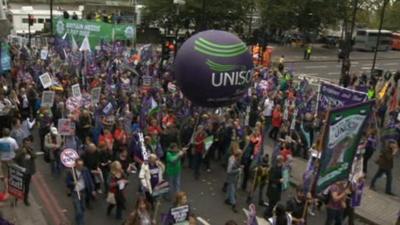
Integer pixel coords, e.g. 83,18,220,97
315,82,321,116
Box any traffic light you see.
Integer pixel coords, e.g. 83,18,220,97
28,14,34,26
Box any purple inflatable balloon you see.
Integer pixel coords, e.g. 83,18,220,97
174,30,253,107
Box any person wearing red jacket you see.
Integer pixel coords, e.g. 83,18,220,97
269,105,282,141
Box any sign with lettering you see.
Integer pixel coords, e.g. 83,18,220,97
169,205,190,224
60,148,79,168
91,87,101,105
58,119,76,136
41,91,55,108
39,72,53,89
318,82,368,112
71,84,82,98
53,18,136,48
8,164,26,199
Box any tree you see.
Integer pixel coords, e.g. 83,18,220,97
142,0,253,36
383,1,400,31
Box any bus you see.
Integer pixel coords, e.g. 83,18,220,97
9,6,82,34
353,29,392,51
392,32,400,50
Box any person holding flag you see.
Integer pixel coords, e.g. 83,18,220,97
286,186,309,225
139,153,165,207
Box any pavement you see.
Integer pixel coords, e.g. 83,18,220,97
275,145,400,225
0,192,48,225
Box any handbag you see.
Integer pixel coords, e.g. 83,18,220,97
106,192,116,205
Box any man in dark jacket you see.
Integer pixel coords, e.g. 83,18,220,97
370,140,398,195
66,159,95,225
14,137,36,206
265,155,284,218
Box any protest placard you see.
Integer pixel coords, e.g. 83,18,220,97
41,91,55,108
58,119,76,136
8,164,26,199
71,84,82,98
91,87,101,105
40,49,48,60
39,72,52,89
102,102,113,115
143,75,152,87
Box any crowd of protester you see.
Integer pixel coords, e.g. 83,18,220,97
0,36,399,225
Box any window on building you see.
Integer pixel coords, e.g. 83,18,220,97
45,19,51,23
38,18,44,23
22,18,29,23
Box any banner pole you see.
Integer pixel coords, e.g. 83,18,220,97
71,167,81,200
315,82,321,116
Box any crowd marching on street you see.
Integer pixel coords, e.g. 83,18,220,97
0,33,399,225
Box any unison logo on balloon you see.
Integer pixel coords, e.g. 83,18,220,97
174,30,254,107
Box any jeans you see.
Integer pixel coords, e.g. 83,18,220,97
51,158,62,175
107,203,123,220
193,152,203,179
325,208,344,225
72,192,85,225
264,116,272,135
269,127,279,140
24,174,32,203
168,174,181,197
226,182,237,205
343,205,355,225
371,168,392,193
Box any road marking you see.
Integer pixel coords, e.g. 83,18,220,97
361,67,371,70
304,65,328,69
197,217,211,225
383,62,399,66
362,64,372,67
352,61,360,65
328,72,340,75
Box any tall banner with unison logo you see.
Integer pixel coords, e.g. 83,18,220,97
53,17,136,48
318,82,368,112
0,42,11,74
316,101,373,193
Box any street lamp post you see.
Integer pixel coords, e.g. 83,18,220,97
371,0,389,75
201,0,206,30
50,0,53,35
340,0,358,86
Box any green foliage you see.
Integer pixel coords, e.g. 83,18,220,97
142,0,253,34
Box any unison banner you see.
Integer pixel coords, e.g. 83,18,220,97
316,101,373,193
318,82,368,112
53,17,136,48
0,42,11,73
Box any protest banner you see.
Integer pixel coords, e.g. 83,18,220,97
71,83,82,98
58,119,76,136
8,164,26,199
317,81,368,112
0,42,11,73
53,17,136,49
316,101,373,193
39,72,53,89
41,91,55,108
